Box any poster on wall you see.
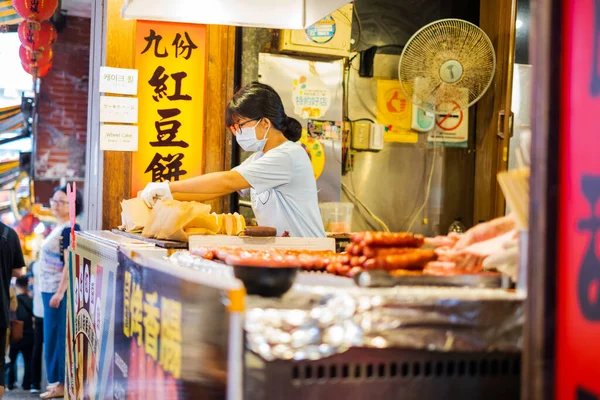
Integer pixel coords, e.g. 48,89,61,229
131,21,207,196
65,246,118,400
258,53,343,202
555,0,600,398
376,80,418,144
113,252,230,399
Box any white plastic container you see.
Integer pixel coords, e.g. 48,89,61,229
319,202,354,233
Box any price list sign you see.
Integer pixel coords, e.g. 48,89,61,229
132,21,207,195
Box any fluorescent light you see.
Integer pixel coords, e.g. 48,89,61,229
516,19,523,29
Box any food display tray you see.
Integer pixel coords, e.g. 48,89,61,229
354,270,511,289
245,347,521,400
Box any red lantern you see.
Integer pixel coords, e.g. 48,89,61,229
19,45,52,67
22,61,52,78
12,0,58,21
18,20,57,51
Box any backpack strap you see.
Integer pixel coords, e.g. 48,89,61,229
1,225,9,242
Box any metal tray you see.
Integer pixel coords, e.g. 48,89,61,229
110,229,188,249
354,270,510,289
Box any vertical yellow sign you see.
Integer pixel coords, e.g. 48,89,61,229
132,20,207,195
376,79,418,143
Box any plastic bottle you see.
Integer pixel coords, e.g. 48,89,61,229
448,218,466,234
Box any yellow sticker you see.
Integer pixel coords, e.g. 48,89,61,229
299,129,326,180
376,79,418,143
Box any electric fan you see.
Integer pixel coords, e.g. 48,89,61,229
399,19,496,114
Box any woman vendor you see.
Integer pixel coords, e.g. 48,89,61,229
141,82,325,238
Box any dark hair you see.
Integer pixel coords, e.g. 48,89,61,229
15,276,29,289
53,185,84,216
225,82,302,142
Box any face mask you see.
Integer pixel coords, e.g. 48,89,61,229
235,119,270,152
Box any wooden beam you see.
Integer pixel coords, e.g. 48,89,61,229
203,25,236,214
473,0,517,223
101,0,135,230
522,0,561,397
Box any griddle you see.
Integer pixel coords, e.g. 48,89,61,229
354,270,509,289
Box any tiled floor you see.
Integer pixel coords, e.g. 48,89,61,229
4,389,41,399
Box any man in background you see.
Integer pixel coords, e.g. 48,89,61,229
7,276,34,391
0,221,24,398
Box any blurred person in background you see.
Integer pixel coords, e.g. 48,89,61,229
0,221,25,398
6,276,34,391
38,186,82,399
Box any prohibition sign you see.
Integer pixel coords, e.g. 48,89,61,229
435,102,463,131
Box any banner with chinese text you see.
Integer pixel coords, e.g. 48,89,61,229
132,21,207,195
66,243,118,399
555,0,600,398
113,252,229,399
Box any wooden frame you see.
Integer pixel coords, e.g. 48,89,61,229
521,0,561,398
473,0,517,223
98,9,237,228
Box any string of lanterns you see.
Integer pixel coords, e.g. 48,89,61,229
13,0,59,79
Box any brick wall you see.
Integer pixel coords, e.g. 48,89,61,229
35,16,90,181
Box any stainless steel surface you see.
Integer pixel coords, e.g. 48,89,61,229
258,53,343,202
344,54,445,235
355,270,505,289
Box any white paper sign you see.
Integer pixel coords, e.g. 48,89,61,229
99,96,138,123
99,67,138,95
427,107,469,148
100,124,139,151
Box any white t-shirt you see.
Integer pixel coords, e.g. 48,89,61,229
32,261,44,318
234,141,325,238
38,222,69,293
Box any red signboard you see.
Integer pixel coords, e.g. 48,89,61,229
556,0,600,398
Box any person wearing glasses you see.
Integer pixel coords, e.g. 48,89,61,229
37,186,83,399
141,82,325,238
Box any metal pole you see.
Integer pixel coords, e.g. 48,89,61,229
82,0,107,230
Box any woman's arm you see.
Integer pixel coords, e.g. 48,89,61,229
169,171,250,198
9,287,17,312
50,261,68,308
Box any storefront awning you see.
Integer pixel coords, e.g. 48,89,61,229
0,105,24,134
121,0,352,29
0,1,22,26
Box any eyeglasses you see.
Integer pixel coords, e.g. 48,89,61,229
50,199,69,206
229,118,261,135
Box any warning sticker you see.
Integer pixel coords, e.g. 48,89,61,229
428,105,469,147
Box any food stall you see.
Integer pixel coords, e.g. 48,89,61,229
65,223,523,399
64,0,535,399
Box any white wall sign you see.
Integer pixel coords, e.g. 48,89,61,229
99,67,138,95
99,96,138,124
427,107,469,148
100,124,139,151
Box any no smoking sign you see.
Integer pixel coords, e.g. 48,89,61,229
428,102,469,147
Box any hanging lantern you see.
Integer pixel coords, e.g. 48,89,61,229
22,61,52,78
18,20,57,51
19,45,52,67
12,0,59,21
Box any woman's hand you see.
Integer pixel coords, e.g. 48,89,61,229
50,292,64,308
140,182,172,208
425,233,461,248
452,214,516,251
